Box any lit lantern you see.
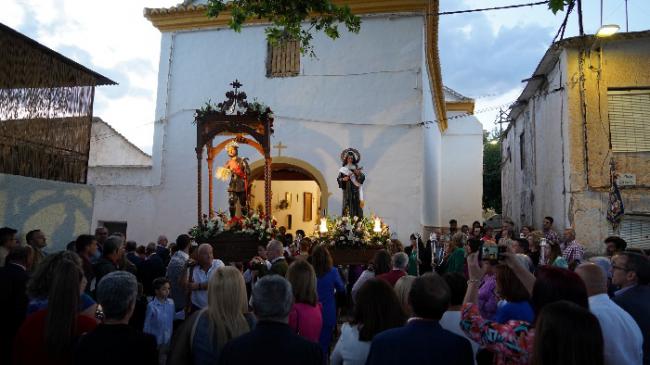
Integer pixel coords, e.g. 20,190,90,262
373,217,382,233
319,217,328,233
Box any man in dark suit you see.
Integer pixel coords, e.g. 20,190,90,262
258,240,288,277
218,275,322,365
138,242,166,296
366,272,473,365
0,246,32,364
156,235,171,267
74,271,158,365
125,240,143,267
93,236,121,286
612,252,650,365
376,252,408,287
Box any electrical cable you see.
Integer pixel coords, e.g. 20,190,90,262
438,1,549,15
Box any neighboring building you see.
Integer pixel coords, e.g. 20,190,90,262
501,31,650,252
0,23,114,251
89,0,483,244
89,118,152,168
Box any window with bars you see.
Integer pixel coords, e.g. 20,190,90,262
608,215,650,250
608,89,650,153
266,40,300,77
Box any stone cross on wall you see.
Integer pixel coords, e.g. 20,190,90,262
273,141,287,157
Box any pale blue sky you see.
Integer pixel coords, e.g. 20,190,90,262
2,0,650,152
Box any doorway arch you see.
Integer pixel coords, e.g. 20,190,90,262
249,157,329,216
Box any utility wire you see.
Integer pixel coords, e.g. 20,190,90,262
438,1,549,15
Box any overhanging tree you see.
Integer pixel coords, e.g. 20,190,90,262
206,0,362,56
483,130,502,213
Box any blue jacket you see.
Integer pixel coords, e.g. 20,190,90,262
365,320,473,365
614,285,650,365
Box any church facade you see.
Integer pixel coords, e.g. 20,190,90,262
89,0,483,244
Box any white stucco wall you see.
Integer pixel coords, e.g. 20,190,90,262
501,55,569,232
91,15,427,244
89,119,152,167
439,111,484,226
0,173,94,252
421,43,442,228
91,14,483,244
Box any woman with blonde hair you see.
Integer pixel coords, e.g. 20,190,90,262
190,266,255,365
394,275,416,316
286,260,323,342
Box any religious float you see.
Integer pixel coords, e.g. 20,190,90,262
189,81,388,264
312,215,391,265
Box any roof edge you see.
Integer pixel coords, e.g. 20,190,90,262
508,30,650,120
92,117,152,159
1,22,117,86
144,0,428,32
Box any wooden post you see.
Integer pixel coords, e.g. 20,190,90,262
264,155,272,219
196,146,203,225
207,154,214,219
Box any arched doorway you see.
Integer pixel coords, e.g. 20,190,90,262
249,157,328,234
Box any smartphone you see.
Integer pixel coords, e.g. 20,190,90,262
482,245,498,263
481,245,508,263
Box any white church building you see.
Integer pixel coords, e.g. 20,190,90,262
89,0,483,244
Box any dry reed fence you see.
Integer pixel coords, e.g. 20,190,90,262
0,23,112,183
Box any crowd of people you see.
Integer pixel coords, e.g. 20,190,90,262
0,215,648,365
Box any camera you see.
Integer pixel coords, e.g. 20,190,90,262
481,245,507,264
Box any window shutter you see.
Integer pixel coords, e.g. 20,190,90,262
608,215,650,250
608,90,650,153
267,40,300,78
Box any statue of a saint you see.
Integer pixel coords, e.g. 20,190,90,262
217,141,251,217
337,148,365,217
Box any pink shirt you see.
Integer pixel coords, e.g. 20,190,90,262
288,302,323,343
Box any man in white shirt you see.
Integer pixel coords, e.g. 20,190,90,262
189,243,224,311
439,272,478,365
576,263,643,365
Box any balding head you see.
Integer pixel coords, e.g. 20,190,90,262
576,263,607,296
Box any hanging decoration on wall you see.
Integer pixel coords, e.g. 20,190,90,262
607,159,624,231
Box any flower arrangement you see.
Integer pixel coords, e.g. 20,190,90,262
312,215,390,249
189,211,278,242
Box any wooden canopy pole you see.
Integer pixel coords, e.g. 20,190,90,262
196,146,204,225
207,154,214,219
264,155,272,219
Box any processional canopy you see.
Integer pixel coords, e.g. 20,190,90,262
193,80,275,223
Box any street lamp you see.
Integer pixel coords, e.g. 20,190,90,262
596,24,620,37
